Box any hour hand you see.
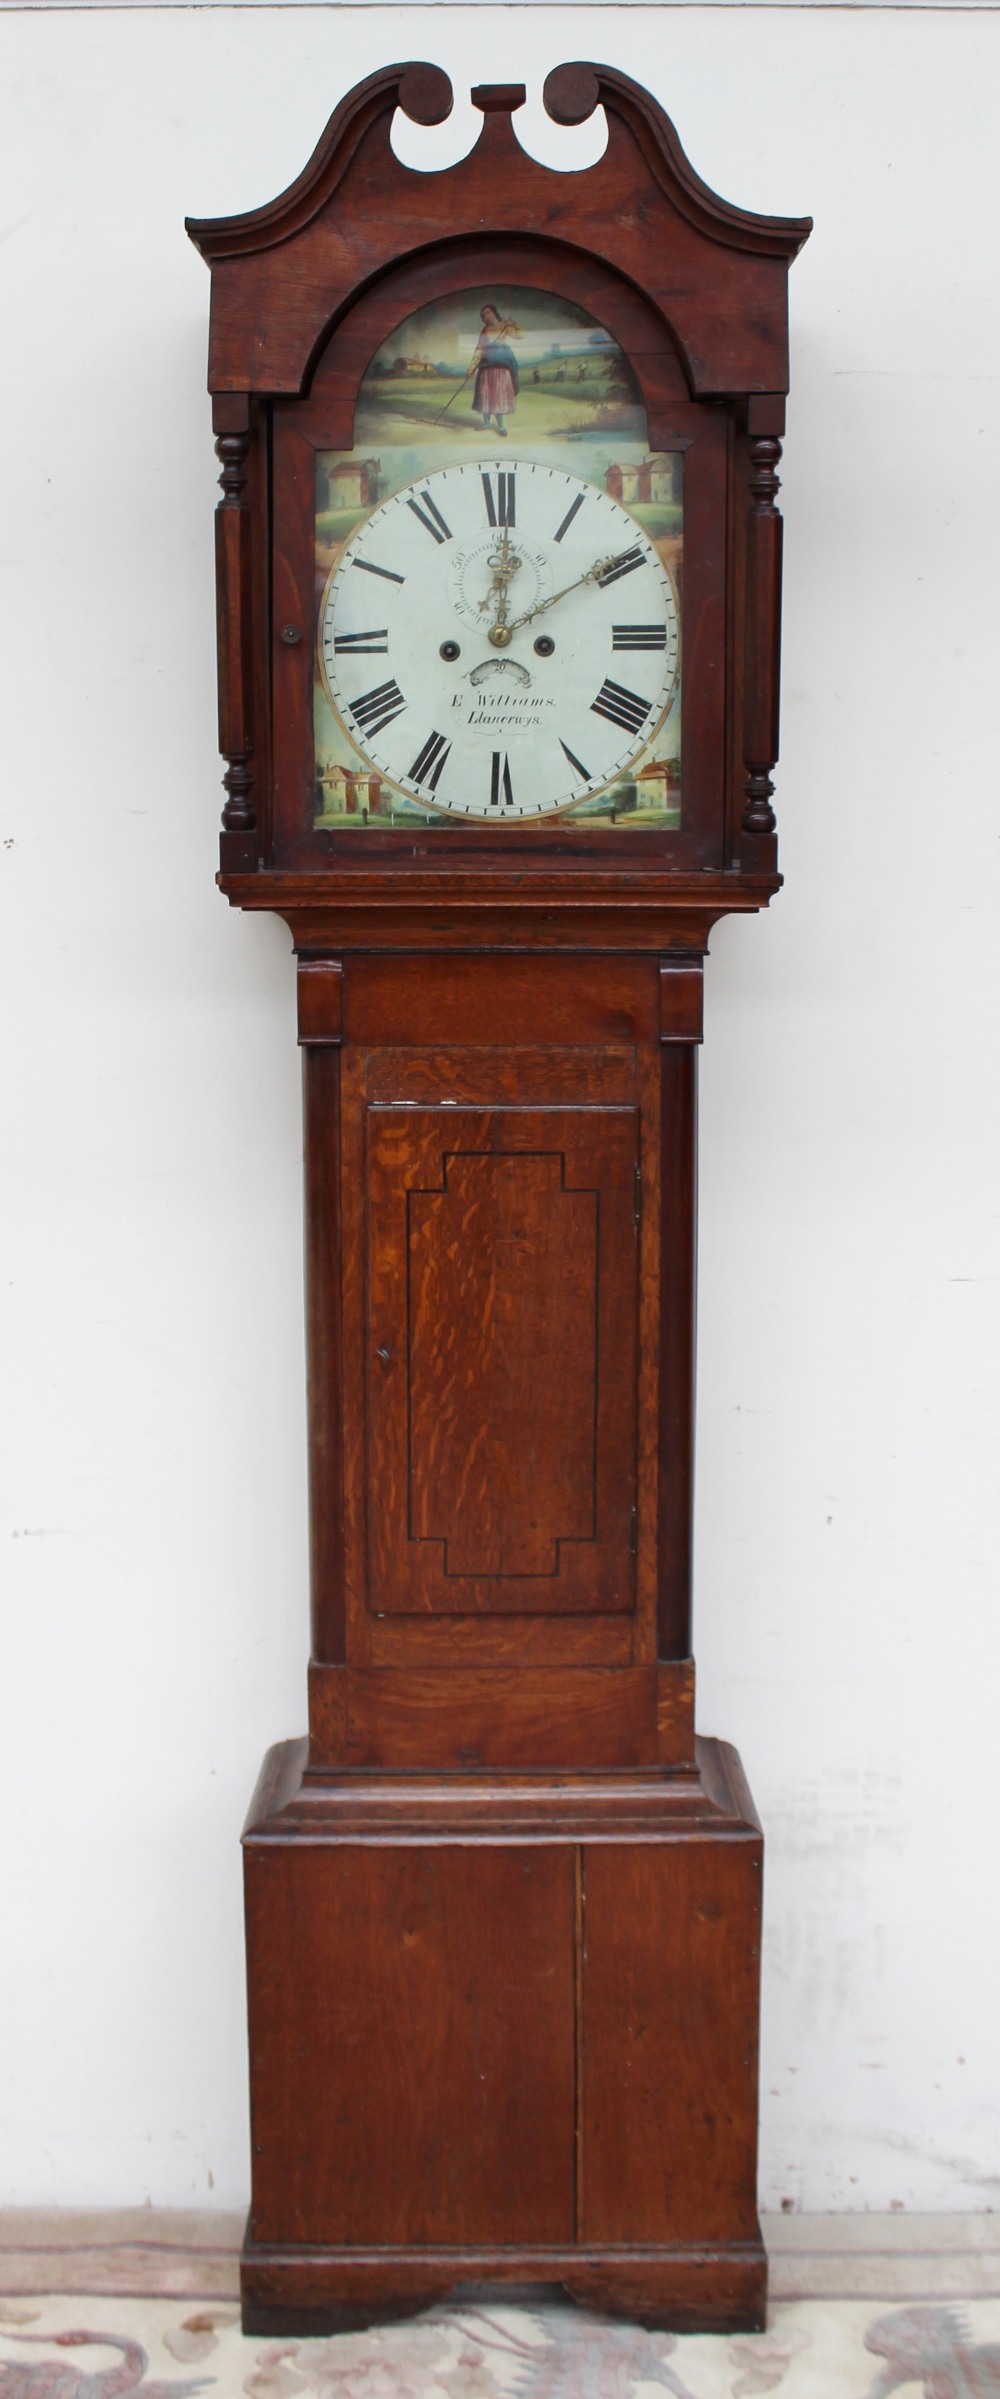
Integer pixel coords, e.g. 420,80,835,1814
484,523,526,646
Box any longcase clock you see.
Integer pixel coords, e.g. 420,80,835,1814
187,62,810,2335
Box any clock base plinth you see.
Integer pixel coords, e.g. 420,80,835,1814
239,2239,766,2338
241,1736,765,2337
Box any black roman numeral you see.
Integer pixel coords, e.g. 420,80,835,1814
407,489,452,544
482,472,515,528
597,546,645,588
559,739,591,782
350,679,407,736
591,677,653,736
333,628,389,655
490,752,515,810
409,730,451,793
352,557,404,586
612,623,667,650
553,490,585,544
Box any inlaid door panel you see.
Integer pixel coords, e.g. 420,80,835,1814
408,1148,597,1577
364,1083,639,1618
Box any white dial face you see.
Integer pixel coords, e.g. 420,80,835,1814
318,461,680,821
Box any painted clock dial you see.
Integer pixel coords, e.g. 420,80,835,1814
311,283,685,835
318,461,679,821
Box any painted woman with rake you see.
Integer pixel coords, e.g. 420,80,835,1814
471,302,521,436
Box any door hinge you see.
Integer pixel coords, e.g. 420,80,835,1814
633,1160,642,1226
629,1503,639,1556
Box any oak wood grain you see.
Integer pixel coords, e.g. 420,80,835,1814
580,1839,764,2246
245,1842,576,2247
312,1664,661,1771
366,1101,637,1618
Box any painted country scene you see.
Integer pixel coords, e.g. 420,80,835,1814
313,285,683,831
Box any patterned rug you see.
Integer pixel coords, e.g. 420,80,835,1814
4,2289,1000,2399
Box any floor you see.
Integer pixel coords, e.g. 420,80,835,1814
1,2214,999,2399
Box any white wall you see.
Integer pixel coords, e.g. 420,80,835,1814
1,3,998,2217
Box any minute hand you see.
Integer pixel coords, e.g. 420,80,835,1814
504,550,634,637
